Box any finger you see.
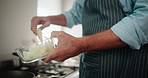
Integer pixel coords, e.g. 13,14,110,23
31,17,40,35
39,22,50,30
52,52,69,62
31,23,37,35
53,58,65,62
42,51,57,63
42,57,52,63
51,31,59,38
51,31,65,38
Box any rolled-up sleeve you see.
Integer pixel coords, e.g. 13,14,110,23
111,0,148,49
62,0,84,28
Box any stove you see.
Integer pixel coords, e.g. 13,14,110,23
12,52,79,78
18,63,79,78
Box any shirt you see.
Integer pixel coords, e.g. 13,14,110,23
62,0,148,49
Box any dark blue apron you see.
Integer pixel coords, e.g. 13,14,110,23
79,0,148,78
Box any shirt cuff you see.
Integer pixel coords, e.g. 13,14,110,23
62,11,75,28
111,20,141,49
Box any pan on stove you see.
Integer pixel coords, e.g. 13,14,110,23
0,70,35,78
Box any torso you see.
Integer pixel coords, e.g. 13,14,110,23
79,0,148,78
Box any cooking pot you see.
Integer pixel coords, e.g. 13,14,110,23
0,70,35,78
12,52,46,67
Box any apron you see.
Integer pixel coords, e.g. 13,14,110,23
79,0,148,78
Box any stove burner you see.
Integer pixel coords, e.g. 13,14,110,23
34,64,79,78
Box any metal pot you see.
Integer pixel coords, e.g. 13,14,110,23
12,52,45,67
0,70,35,78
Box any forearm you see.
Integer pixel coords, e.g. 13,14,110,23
78,29,128,52
48,14,67,26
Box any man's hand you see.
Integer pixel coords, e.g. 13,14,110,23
42,29,128,63
31,15,67,35
31,16,51,35
43,31,82,63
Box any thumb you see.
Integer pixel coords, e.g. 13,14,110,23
51,31,63,38
39,22,50,30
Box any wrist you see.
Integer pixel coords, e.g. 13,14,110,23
76,37,90,53
47,16,53,24
47,15,66,26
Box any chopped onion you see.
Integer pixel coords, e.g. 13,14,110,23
37,29,42,42
23,41,54,61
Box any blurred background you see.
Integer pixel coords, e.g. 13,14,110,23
0,0,81,77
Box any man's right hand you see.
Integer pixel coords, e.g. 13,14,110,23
31,16,51,35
